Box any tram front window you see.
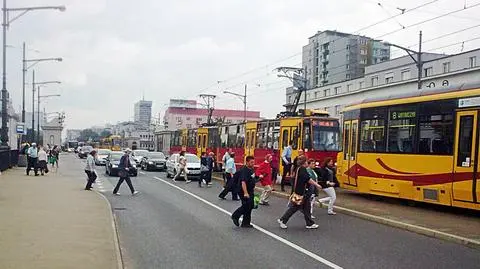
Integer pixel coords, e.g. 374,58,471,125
312,126,340,151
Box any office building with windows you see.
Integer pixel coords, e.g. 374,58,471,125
303,30,390,88
134,100,153,126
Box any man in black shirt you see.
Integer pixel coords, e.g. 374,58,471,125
231,156,256,228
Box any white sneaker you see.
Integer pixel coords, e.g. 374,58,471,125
186,180,192,184
113,193,121,196
311,215,316,219
277,219,287,229
132,191,140,196
306,224,319,229
328,211,337,215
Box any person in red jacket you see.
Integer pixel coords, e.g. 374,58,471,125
256,154,273,205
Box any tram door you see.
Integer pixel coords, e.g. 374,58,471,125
197,128,208,158
342,120,359,186
453,111,479,206
245,122,257,157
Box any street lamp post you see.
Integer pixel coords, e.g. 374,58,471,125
384,31,423,89
22,43,62,143
1,0,65,146
35,81,61,144
224,84,248,123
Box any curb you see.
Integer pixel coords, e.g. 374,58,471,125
212,175,480,248
94,190,125,269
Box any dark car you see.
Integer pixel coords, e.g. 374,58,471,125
140,152,167,171
105,152,138,177
78,146,93,159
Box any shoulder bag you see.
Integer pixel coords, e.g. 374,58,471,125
289,168,304,206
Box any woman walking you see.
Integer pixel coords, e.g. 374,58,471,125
318,157,338,215
277,156,323,229
256,154,273,205
306,159,319,219
37,146,49,176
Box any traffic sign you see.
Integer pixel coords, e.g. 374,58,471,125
16,123,26,135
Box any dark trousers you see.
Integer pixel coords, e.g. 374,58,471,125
279,197,314,226
113,176,135,194
37,160,48,175
200,170,212,185
218,173,238,200
232,196,254,226
26,157,38,175
281,163,291,190
85,170,97,190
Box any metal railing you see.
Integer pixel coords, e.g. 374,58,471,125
0,147,18,171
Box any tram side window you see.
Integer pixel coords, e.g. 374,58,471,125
282,129,289,149
387,107,416,153
221,127,228,148
227,126,237,148
257,123,267,149
236,125,245,148
457,116,474,167
292,127,299,150
419,114,453,154
303,122,312,150
360,119,385,152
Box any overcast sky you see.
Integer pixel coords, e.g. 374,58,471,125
6,0,480,130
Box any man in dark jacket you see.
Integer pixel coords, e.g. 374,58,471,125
231,156,256,228
113,148,139,196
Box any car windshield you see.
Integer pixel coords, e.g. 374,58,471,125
109,154,123,161
149,152,165,159
83,146,93,151
134,150,149,156
185,155,200,163
98,149,111,155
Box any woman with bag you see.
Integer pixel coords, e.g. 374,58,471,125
200,152,209,187
84,150,98,190
318,157,338,215
277,156,323,229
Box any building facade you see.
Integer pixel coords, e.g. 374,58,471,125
163,99,261,131
303,30,390,88
287,49,480,119
134,100,152,126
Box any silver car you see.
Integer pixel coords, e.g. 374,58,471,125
166,153,201,180
132,149,149,165
95,149,112,166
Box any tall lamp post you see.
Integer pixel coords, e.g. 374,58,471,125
34,81,61,144
22,47,62,124
1,1,65,146
223,84,260,123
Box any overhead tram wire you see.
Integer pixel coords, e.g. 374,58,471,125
427,35,480,52
187,0,440,99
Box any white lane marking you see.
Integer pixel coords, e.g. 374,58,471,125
153,176,343,269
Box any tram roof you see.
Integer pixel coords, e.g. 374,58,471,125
344,82,480,111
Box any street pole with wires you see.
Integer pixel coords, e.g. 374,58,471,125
31,70,35,143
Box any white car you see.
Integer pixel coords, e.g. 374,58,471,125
95,149,112,166
132,149,149,165
166,153,201,180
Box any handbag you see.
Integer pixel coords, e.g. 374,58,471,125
289,168,304,206
118,169,128,178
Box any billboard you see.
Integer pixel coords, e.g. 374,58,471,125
169,99,197,109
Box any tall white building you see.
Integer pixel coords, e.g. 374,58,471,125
134,100,152,126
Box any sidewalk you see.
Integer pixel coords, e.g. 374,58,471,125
0,166,121,269
213,174,480,247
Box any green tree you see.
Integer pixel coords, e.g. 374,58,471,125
78,129,100,142
99,130,112,139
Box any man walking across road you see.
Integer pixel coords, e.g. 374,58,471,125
218,152,239,200
26,143,39,176
113,149,140,196
231,156,256,228
85,150,98,191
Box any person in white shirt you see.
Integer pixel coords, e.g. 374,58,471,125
37,146,48,176
173,151,191,183
84,150,98,190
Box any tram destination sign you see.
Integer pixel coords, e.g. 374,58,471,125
458,96,480,108
390,111,416,120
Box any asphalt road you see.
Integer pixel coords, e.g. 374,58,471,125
67,154,480,269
